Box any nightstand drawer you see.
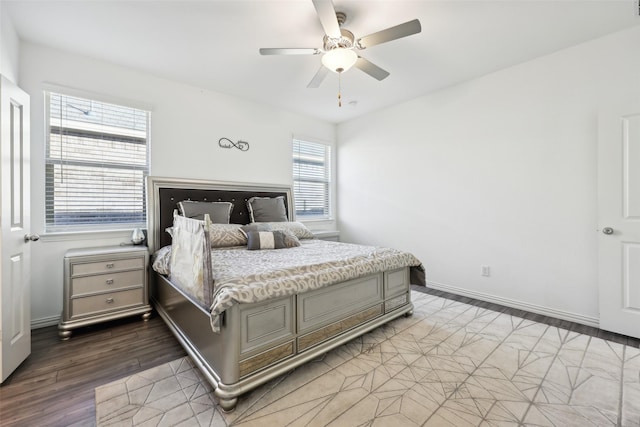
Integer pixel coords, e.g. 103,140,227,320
71,288,144,318
71,270,144,296
71,257,144,276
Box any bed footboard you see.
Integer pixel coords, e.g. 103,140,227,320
152,266,413,412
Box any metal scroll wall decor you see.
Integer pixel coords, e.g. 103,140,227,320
219,137,250,152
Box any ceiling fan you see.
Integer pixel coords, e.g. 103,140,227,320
259,0,421,89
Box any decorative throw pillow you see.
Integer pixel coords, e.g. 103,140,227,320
246,196,288,222
178,200,233,223
208,223,247,248
246,230,300,250
279,229,302,248
151,245,172,276
260,221,316,240
169,211,212,306
239,222,272,238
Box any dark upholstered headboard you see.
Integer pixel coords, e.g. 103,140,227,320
147,177,293,252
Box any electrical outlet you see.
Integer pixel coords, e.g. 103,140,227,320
481,265,490,277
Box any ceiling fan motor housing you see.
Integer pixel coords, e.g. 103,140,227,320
323,28,355,52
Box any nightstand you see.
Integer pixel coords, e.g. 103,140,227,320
58,245,152,340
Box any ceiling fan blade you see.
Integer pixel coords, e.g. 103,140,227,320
259,48,321,55
307,66,329,88
312,0,341,38
356,19,422,49
355,57,390,81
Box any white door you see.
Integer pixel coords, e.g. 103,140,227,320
0,76,32,383
598,100,640,339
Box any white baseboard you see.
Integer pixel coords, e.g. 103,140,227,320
31,315,60,329
426,280,600,329
32,284,599,330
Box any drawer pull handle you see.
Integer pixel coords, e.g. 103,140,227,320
106,279,114,285
106,263,115,269
106,298,114,304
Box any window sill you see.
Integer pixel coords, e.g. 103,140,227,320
39,228,135,243
313,230,340,241
298,218,335,224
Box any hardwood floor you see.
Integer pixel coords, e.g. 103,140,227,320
2,288,638,427
0,314,185,427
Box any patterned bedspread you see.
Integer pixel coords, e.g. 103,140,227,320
207,239,424,332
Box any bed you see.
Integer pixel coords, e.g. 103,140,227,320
146,176,425,411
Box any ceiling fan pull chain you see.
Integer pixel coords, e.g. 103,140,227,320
338,72,342,107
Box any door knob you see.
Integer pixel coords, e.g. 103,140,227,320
24,233,40,242
602,227,614,235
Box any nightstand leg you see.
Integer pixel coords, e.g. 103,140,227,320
142,311,151,322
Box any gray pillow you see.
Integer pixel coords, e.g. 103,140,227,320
178,200,233,223
247,196,287,222
246,230,300,250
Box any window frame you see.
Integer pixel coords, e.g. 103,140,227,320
44,89,151,233
292,137,335,222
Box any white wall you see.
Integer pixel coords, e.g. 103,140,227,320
20,42,335,326
338,26,640,325
0,4,19,82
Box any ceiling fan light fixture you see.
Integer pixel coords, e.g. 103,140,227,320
321,48,357,73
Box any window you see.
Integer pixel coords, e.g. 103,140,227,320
45,92,150,232
292,138,332,220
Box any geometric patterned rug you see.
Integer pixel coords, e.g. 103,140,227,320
95,291,640,426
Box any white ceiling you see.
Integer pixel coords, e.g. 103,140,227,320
5,0,640,123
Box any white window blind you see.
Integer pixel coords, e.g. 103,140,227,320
45,92,150,232
293,139,331,219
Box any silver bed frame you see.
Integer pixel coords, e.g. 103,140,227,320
147,177,414,411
